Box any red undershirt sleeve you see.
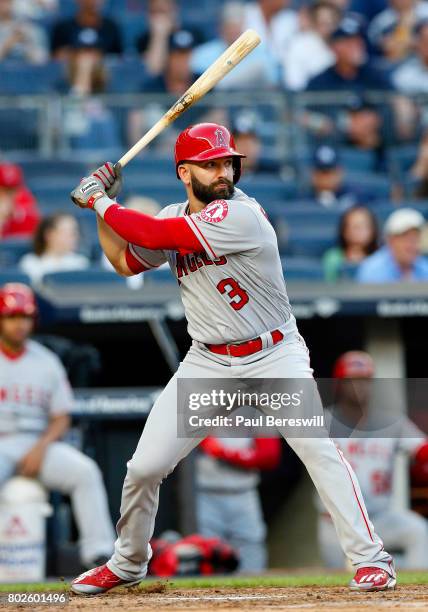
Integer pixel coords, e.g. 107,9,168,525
101,203,203,255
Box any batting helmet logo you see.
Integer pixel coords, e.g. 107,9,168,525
0,283,37,317
175,123,245,183
215,128,228,148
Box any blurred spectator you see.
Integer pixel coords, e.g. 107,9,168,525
244,0,298,62
368,0,428,63
344,96,384,152
137,0,203,77
19,213,90,284
13,0,58,20
411,127,428,196
307,14,393,91
62,51,121,152
323,206,379,281
308,145,378,207
50,0,122,59
318,351,428,569
144,29,196,94
196,437,281,572
128,33,205,146
232,112,280,175
0,163,40,239
0,0,48,63
394,19,428,93
192,2,278,90
357,208,428,281
283,1,340,91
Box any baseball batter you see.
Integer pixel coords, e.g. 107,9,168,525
0,284,116,568
70,123,396,594
318,351,428,570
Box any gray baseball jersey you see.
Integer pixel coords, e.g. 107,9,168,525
0,340,73,434
128,188,295,344
319,410,426,515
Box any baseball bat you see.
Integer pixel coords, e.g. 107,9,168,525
117,29,261,168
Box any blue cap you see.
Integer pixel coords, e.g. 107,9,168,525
313,145,339,170
331,15,363,41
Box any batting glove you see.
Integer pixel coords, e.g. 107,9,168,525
70,162,123,210
95,162,123,199
70,174,110,210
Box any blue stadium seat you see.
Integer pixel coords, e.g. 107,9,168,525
367,202,428,227
0,239,31,267
387,145,419,178
0,62,64,95
0,108,39,151
106,58,149,93
117,15,147,55
20,160,88,182
239,177,297,201
287,228,336,257
0,270,31,285
339,148,378,173
121,157,175,176
345,171,391,200
281,257,324,281
271,203,341,228
41,269,127,287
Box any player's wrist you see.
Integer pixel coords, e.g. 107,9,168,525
93,195,117,217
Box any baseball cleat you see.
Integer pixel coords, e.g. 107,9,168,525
71,563,142,595
349,567,397,592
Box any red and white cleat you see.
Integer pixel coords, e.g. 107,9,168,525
71,564,142,595
349,567,397,592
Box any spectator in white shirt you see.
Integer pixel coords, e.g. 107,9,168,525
191,1,279,89
394,18,428,92
244,0,299,62
13,0,58,20
0,0,48,63
368,0,428,62
19,213,90,284
283,1,341,91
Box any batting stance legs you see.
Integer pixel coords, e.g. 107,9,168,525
107,336,393,581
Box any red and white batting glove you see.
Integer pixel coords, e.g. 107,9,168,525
70,162,123,210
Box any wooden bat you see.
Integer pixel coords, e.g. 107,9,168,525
118,29,261,168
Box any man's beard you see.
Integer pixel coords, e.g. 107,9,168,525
190,173,234,205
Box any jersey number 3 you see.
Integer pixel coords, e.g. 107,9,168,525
217,278,249,311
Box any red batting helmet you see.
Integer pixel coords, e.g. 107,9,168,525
333,351,374,379
0,283,37,317
175,123,245,183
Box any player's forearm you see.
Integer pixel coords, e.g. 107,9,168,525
96,214,134,276
37,414,71,448
94,200,201,253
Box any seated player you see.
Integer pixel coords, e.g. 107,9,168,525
0,283,116,569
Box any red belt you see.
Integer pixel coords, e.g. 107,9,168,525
206,329,284,358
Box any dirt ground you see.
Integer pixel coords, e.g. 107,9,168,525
6,584,428,612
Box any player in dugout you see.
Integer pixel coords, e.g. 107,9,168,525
0,283,116,569
318,351,428,570
70,122,397,594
